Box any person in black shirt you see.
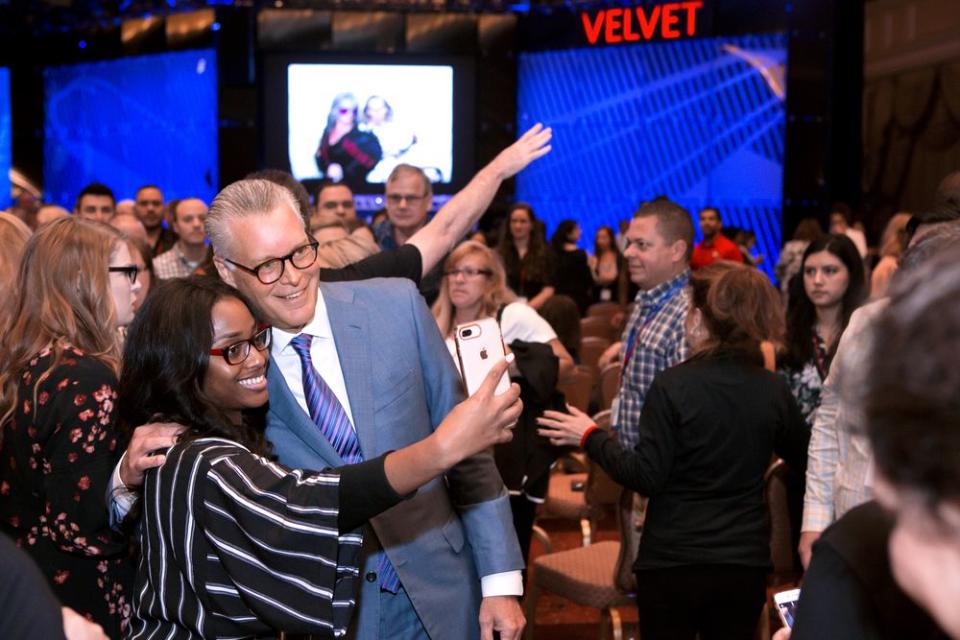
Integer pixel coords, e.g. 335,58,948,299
538,263,809,640
498,203,555,310
117,277,522,639
550,219,594,315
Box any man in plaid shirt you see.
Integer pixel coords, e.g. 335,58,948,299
613,198,694,448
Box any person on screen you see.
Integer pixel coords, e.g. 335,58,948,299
314,92,382,191
361,95,418,183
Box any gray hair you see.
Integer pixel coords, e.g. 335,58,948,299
386,164,433,200
206,179,303,256
896,220,960,280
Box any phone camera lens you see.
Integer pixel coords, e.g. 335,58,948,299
462,329,473,337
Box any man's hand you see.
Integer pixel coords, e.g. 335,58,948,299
798,530,822,570
479,595,525,640
119,422,186,488
62,607,108,640
489,124,553,180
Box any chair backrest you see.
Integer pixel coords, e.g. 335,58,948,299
599,361,621,410
557,364,595,413
765,458,796,580
613,488,642,594
579,336,611,372
587,301,623,319
580,315,616,341
584,410,619,501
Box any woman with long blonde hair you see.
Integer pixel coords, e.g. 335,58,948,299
432,240,573,558
0,217,141,637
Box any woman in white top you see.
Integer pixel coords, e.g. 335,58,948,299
433,240,574,557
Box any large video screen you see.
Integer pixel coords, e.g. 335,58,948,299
517,33,788,280
0,68,11,210
263,55,474,202
44,49,218,207
287,64,453,191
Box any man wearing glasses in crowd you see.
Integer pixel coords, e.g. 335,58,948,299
374,164,445,303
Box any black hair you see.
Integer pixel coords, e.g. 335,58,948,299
75,182,116,209
117,276,269,456
782,233,866,369
550,219,578,253
700,206,722,222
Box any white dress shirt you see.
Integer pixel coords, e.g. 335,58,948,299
271,288,522,597
272,290,357,429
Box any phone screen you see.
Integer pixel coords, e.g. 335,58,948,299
774,589,801,629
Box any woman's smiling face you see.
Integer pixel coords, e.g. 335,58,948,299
203,297,270,422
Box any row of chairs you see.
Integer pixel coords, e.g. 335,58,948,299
527,438,798,639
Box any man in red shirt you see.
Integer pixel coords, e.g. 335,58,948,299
690,206,743,269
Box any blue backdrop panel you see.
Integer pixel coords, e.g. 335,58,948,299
44,49,218,207
0,68,11,209
517,33,787,280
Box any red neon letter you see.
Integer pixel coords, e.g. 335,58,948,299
622,6,641,42
581,10,605,45
636,5,661,40
681,1,703,36
661,3,681,39
605,8,624,44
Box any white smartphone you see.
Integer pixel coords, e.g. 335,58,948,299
773,588,801,629
454,317,512,397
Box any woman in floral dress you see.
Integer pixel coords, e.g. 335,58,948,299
0,217,141,637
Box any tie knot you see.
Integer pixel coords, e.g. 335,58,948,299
290,333,313,357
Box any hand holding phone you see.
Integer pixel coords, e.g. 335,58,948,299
774,588,801,629
454,317,512,397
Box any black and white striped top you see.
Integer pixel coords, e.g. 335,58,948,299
128,437,402,639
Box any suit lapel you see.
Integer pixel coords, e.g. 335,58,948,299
267,353,345,466
321,283,377,457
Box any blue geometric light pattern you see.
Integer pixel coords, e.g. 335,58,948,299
517,33,787,280
44,49,218,207
0,68,11,210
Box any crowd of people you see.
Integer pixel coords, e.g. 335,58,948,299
2,124,960,640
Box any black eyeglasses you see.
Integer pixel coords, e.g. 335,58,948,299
444,267,493,279
222,240,319,285
108,265,140,284
209,325,272,365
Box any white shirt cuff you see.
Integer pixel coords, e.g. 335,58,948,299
109,453,137,521
480,570,524,598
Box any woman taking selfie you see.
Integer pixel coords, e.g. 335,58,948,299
538,264,809,640
119,277,522,638
0,217,141,637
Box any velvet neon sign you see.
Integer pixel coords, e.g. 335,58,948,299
580,2,705,46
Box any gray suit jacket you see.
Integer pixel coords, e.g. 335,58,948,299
266,278,523,639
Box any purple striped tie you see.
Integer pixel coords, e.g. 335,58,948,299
290,333,401,593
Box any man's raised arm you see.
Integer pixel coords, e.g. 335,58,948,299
409,123,552,276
